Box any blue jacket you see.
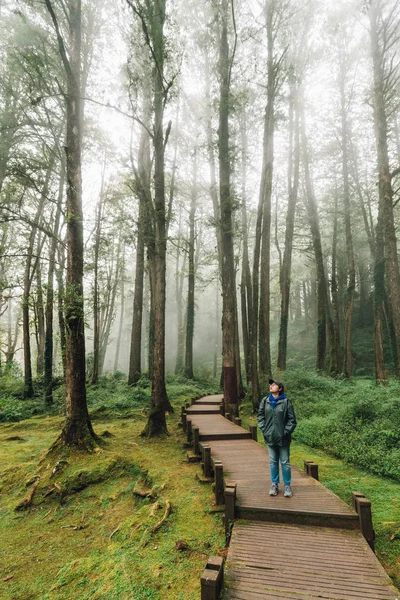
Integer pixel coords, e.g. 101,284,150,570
257,393,297,447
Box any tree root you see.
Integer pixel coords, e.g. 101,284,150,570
133,484,155,499
149,501,161,517
110,526,120,539
150,500,171,533
15,477,40,511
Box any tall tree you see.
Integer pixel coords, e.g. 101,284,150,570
339,52,356,378
277,77,300,371
216,0,239,416
126,0,174,434
369,0,400,378
184,148,198,379
45,0,97,447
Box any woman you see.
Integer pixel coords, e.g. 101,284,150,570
257,378,297,498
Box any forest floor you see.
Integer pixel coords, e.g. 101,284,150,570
0,378,225,600
0,375,399,598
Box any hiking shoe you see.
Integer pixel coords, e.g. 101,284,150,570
269,483,279,496
284,485,292,498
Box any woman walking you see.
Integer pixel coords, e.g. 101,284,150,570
257,379,297,497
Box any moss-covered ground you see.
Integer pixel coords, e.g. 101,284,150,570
0,377,225,600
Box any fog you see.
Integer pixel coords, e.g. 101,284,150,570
1,0,399,382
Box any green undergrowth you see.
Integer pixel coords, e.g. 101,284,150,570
0,376,224,600
253,368,400,481
240,392,400,590
0,373,219,424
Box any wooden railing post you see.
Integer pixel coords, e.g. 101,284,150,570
200,556,224,600
193,426,200,455
182,412,187,432
304,460,319,480
187,419,193,444
249,425,257,441
219,403,225,416
225,413,230,422
203,446,212,478
214,462,224,505
224,483,236,541
234,417,242,427
351,491,365,512
353,493,375,551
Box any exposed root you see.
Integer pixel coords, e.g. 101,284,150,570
133,483,156,499
15,477,40,511
109,526,120,539
139,498,172,547
130,524,141,538
150,500,171,533
149,501,161,517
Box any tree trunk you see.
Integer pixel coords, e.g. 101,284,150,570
91,161,106,384
45,0,97,446
98,235,122,374
330,193,342,373
128,110,150,385
44,156,65,404
184,149,197,379
113,249,125,373
174,207,185,374
277,80,300,371
141,0,173,436
35,242,45,377
339,58,356,378
240,113,252,384
369,0,400,376
22,214,39,398
218,0,238,416
301,112,332,372
56,243,67,380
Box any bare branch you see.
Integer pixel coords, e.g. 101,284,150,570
44,0,73,81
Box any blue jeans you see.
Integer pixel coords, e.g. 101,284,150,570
267,444,291,486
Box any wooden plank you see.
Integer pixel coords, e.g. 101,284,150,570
194,394,224,404
224,522,399,600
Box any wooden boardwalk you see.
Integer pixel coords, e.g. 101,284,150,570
186,395,400,600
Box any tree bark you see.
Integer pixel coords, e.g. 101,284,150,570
369,0,400,377
128,111,150,385
133,0,173,435
35,243,45,377
218,0,239,416
240,112,252,384
174,207,185,374
339,57,356,378
301,112,334,372
277,79,300,371
330,193,342,373
113,248,125,374
91,162,106,385
44,156,65,404
184,149,197,379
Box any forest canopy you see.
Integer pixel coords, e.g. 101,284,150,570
1,0,400,440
